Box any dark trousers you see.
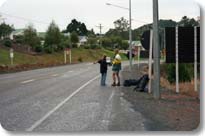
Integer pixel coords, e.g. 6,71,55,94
101,72,107,86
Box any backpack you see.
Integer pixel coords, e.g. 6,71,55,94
123,79,141,87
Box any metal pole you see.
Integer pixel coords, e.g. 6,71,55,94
163,28,166,62
70,49,72,64
11,58,13,65
64,51,67,64
153,0,160,99
176,26,179,93
96,24,103,47
129,0,132,70
137,46,141,69
99,24,102,47
194,26,197,91
148,30,153,94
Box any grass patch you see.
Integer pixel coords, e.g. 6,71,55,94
0,48,117,66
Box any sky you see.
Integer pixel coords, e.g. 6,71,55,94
0,0,200,33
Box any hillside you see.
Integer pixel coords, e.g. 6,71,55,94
0,47,128,72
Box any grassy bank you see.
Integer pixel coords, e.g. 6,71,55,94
0,48,131,66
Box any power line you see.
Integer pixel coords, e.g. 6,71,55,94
0,12,52,25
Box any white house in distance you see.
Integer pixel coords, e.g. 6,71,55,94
63,32,88,47
78,36,88,47
9,29,25,40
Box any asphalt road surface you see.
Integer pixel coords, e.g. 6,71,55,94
0,62,146,132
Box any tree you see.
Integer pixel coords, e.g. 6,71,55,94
64,19,88,36
24,24,40,48
105,17,129,40
121,40,129,50
87,29,95,37
59,35,71,50
101,37,112,49
114,17,129,32
178,16,199,27
44,21,61,53
70,31,79,47
0,23,14,39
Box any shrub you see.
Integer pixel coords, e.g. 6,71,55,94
35,45,44,52
167,64,176,83
58,43,66,51
44,46,54,54
90,44,98,49
14,35,24,44
60,39,71,49
78,57,83,62
84,45,90,49
3,39,12,47
166,63,193,83
72,43,78,48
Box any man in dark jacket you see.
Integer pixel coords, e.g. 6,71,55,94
94,55,108,86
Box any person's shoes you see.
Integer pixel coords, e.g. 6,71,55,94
111,82,116,86
117,82,120,86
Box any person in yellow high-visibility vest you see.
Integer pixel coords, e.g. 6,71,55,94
112,49,122,86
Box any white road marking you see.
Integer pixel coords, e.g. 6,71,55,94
51,74,59,77
26,75,100,132
68,71,73,72
109,90,115,101
21,79,35,84
86,63,92,66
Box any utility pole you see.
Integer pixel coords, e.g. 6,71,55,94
153,0,160,99
96,24,103,47
129,0,132,70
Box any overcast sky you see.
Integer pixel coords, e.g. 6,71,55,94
0,0,200,33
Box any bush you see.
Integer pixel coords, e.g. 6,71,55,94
35,45,44,52
44,46,54,54
166,63,193,83
72,43,78,48
14,35,24,44
58,43,66,51
84,45,90,49
167,64,176,83
90,44,98,49
3,39,12,47
78,57,83,62
60,39,71,49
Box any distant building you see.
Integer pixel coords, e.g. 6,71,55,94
9,29,25,40
63,32,70,37
78,36,88,47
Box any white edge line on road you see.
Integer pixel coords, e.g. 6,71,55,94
109,90,115,101
21,79,36,84
86,63,92,66
51,74,59,77
26,74,100,132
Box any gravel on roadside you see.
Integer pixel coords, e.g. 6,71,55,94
120,64,200,131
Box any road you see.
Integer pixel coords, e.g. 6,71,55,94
0,62,146,132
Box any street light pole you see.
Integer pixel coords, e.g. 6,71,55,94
129,0,132,70
153,0,160,99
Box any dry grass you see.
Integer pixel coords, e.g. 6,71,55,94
161,77,199,97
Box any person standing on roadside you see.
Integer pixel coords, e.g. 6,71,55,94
94,55,108,86
112,49,122,86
